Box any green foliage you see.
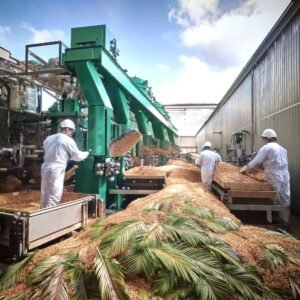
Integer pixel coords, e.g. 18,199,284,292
289,274,300,299
0,252,35,291
94,249,130,300
259,243,289,272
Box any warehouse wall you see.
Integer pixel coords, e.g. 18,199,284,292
196,3,300,214
179,136,197,153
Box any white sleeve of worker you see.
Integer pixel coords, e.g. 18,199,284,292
248,146,268,170
65,138,89,161
215,153,222,162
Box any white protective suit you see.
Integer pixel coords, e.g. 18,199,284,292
248,142,290,223
195,149,222,189
41,133,89,208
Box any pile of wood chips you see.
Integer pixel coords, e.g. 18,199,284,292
1,159,299,299
214,162,266,183
0,190,91,212
109,130,142,157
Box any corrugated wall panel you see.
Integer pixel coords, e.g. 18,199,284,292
196,8,300,214
259,104,300,213
254,13,300,120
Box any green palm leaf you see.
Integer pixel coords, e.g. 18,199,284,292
289,274,300,300
28,255,71,300
222,264,263,300
145,243,200,284
194,276,232,300
215,217,241,231
206,242,242,266
104,221,147,257
0,252,35,290
182,206,214,219
93,249,130,300
99,220,142,254
262,286,283,300
162,223,213,246
178,246,222,276
259,243,289,272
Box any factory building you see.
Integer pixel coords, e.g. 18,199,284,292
196,0,300,214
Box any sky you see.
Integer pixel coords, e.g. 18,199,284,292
0,0,290,134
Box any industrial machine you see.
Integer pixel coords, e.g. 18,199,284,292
227,131,250,165
0,24,179,259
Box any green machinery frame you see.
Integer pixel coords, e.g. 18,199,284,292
51,25,178,208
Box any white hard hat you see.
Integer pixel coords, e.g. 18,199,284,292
261,129,277,138
202,141,212,149
60,119,75,130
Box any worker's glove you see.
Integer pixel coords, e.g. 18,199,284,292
240,166,248,174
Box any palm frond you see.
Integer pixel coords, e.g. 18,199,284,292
66,255,88,300
262,286,284,300
153,270,178,295
141,223,164,243
94,249,130,300
206,242,242,266
289,274,300,300
201,218,228,233
259,243,289,272
222,264,263,300
28,255,71,300
162,224,212,246
145,243,200,284
178,246,222,276
215,217,241,231
90,217,106,240
104,221,147,257
182,206,214,219
0,252,35,290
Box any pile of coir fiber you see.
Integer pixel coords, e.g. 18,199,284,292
0,159,299,299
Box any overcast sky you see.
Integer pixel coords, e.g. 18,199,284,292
0,0,290,114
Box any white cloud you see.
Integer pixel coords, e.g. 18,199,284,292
0,25,10,35
168,0,219,26
157,63,170,71
21,22,67,43
171,0,290,67
156,0,290,106
155,55,241,104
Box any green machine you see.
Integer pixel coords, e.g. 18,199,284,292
58,25,178,208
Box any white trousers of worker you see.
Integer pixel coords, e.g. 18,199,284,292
266,170,290,224
41,163,65,208
201,167,214,190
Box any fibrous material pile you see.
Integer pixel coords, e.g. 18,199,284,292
214,162,266,183
0,159,299,299
109,130,142,157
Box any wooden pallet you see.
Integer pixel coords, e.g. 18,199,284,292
214,178,273,191
211,182,283,223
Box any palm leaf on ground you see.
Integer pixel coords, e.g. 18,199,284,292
103,221,147,257
222,264,264,300
215,217,241,231
0,252,35,290
289,274,300,300
94,249,130,300
259,243,289,272
28,254,77,300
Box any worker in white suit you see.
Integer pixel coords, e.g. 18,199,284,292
40,119,89,208
241,129,290,225
195,141,222,190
